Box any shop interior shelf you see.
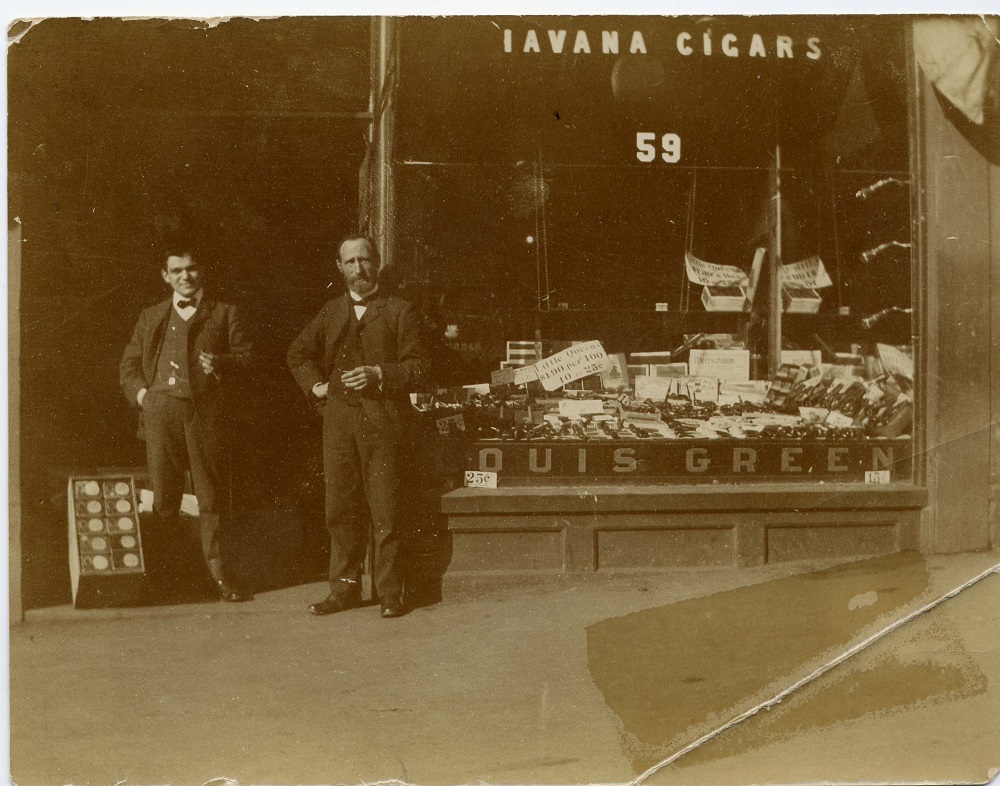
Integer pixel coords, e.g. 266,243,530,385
782,313,913,344
535,309,751,325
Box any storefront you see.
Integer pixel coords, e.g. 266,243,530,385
367,16,999,572
7,16,996,618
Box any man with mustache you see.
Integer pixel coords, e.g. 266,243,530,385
120,244,253,602
287,234,428,618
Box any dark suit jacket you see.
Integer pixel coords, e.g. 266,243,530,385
287,293,428,425
120,297,253,428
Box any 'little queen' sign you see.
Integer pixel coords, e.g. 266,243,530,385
534,340,609,391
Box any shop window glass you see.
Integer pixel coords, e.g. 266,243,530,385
394,16,917,485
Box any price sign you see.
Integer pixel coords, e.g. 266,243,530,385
685,252,749,287
436,414,466,437
513,364,540,385
491,367,517,387
865,470,891,484
464,470,498,489
826,411,855,428
779,256,833,288
558,398,605,417
533,340,608,391
633,375,672,402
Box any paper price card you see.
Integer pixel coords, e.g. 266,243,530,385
491,367,517,387
634,375,673,402
865,470,891,484
533,340,608,391
435,414,466,437
826,411,855,428
779,256,833,288
513,364,540,386
675,376,720,403
464,470,498,489
718,380,769,405
558,398,605,417
685,252,750,287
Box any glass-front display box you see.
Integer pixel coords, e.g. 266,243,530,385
392,16,918,487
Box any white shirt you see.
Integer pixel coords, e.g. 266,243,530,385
349,285,378,321
173,290,203,321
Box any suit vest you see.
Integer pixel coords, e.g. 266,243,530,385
150,307,193,399
328,309,366,405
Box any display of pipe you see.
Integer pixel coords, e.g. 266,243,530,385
855,177,909,200
861,306,913,328
861,240,912,264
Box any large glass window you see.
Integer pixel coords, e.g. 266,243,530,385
394,16,917,485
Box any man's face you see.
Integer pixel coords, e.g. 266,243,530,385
161,254,202,298
337,239,378,296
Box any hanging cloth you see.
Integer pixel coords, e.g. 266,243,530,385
914,16,1000,126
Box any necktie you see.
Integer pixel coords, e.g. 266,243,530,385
178,299,197,309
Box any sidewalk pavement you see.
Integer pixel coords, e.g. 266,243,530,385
10,549,1000,786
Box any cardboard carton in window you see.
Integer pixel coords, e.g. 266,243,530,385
687,248,764,313
702,285,749,312
506,340,539,364
875,400,913,438
600,353,630,391
652,362,689,378
782,286,823,313
630,351,673,365
779,256,832,313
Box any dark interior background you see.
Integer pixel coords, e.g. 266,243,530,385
394,15,913,354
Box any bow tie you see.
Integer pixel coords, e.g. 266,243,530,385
354,295,378,306
177,299,197,309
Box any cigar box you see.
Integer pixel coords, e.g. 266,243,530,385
701,285,748,312
781,286,822,314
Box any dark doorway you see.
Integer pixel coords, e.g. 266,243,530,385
10,17,372,607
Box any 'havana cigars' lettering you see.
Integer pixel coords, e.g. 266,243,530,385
503,28,822,59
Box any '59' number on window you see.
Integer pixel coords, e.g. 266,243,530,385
636,132,681,163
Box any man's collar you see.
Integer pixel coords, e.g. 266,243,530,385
173,289,204,307
348,285,379,303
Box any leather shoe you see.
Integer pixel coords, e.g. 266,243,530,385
380,597,405,618
216,580,253,603
308,594,358,616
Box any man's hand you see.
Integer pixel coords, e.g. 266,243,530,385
340,366,382,391
198,351,218,376
312,382,330,399
137,388,147,407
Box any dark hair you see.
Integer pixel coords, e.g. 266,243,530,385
162,242,200,270
336,233,380,265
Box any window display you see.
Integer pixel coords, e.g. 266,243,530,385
394,16,917,486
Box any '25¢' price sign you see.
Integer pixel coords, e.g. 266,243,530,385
464,471,498,489
636,132,682,163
